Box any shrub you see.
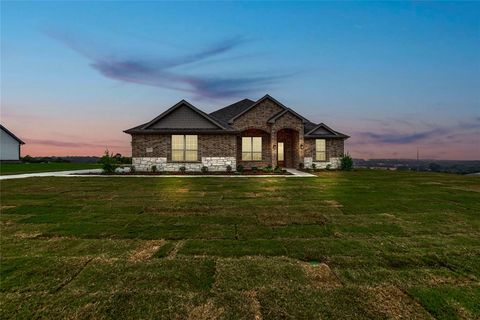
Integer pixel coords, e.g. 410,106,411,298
151,165,157,172
326,164,332,170
201,166,209,174
264,165,273,173
130,166,136,173
226,165,232,173
341,154,353,171
179,166,186,174
252,166,258,173
298,162,304,170
100,149,118,174
236,165,244,173
311,163,316,171
274,166,282,174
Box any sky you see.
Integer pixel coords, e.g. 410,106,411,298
1,1,479,160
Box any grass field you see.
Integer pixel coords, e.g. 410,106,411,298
0,170,479,319
0,163,102,175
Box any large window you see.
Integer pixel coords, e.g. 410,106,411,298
315,139,326,161
242,137,262,161
172,135,198,161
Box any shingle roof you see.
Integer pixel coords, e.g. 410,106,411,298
208,98,255,126
124,95,349,139
0,124,25,144
124,100,234,134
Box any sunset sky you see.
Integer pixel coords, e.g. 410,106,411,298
2,1,479,160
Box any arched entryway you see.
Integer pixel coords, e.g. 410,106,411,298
276,128,299,168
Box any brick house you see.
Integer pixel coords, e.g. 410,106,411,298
124,94,349,171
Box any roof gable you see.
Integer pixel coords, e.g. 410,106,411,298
143,100,227,131
0,124,25,144
267,108,308,124
228,94,287,124
305,123,349,138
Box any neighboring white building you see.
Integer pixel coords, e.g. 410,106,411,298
1,124,25,161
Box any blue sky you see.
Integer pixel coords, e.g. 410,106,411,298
2,1,479,159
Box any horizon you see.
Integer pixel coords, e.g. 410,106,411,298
2,1,479,160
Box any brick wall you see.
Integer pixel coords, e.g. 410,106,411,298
236,129,271,169
303,138,344,163
131,134,236,161
231,99,283,132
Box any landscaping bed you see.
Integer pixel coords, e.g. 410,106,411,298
79,169,291,176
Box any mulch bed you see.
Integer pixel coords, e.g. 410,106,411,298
78,170,291,176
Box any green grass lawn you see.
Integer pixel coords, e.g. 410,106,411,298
0,170,479,319
0,163,102,175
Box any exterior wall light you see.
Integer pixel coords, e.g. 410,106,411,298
272,144,276,150
300,144,304,150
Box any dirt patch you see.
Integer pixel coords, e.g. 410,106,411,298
167,240,185,260
366,285,432,320
449,186,480,193
428,274,474,286
188,299,225,320
302,262,342,288
178,188,189,193
128,240,166,262
245,291,263,320
14,232,41,239
323,200,343,208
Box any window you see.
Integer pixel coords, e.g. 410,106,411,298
172,135,198,161
316,139,326,161
242,137,262,161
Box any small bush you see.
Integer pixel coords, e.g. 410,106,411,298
226,165,232,173
264,165,273,173
236,165,244,173
151,165,157,172
130,166,136,173
179,166,186,174
341,154,353,171
201,166,208,174
252,166,258,173
326,164,332,170
311,163,316,171
274,165,282,174
100,149,118,174
298,163,304,170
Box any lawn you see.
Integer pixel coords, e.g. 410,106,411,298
0,170,479,319
0,163,102,175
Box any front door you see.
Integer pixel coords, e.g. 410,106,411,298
277,142,284,167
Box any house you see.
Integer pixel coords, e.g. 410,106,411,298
0,124,25,162
124,94,349,172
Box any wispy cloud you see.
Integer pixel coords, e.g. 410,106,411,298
26,138,123,149
354,118,479,145
44,29,288,99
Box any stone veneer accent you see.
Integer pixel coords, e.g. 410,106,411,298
304,156,341,169
133,157,236,172
302,138,344,169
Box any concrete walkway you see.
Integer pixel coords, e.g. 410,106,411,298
283,168,316,177
0,169,103,180
1,168,315,180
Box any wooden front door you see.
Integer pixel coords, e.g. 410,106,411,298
277,142,285,167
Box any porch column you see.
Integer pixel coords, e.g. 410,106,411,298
299,133,304,168
271,128,277,167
